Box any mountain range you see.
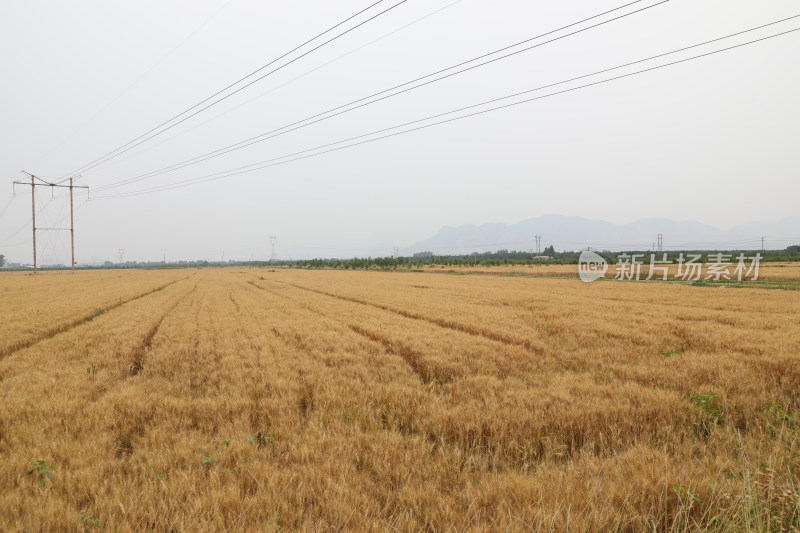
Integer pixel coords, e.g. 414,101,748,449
404,215,800,254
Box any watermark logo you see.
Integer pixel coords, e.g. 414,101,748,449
578,252,761,283
578,250,608,283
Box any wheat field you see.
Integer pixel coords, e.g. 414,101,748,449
0,268,798,531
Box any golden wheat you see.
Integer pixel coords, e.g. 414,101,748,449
0,268,798,531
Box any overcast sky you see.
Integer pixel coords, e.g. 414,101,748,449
1,0,798,263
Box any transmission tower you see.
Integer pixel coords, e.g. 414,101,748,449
535,235,542,255
270,236,278,262
392,246,399,258
657,234,663,253
119,249,125,264
12,171,89,274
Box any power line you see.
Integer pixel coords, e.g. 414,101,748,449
32,0,236,168
0,194,53,245
86,0,466,177
63,0,404,177
96,0,668,192
93,23,800,200
98,25,800,199
0,196,15,222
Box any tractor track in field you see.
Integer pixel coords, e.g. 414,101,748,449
348,325,449,384
128,283,198,377
245,280,326,356
227,286,273,357
282,282,545,355
82,281,200,403
228,292,242,313
0,277,190,361
245,279,451,384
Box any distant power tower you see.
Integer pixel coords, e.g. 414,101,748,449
535,235,542,255
657,234,663,253
392,246,399,258
270,236,278,262
118,248,125,264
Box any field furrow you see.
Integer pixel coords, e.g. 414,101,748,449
0,270,190,356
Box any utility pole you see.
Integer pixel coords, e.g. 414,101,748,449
30,174,36,274
69,178,75,273
13,171,88,275
657,234,663,254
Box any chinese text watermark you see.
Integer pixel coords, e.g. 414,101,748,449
579,252,761,283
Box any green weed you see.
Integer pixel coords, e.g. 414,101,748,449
78,509,99,526
27,460,53,487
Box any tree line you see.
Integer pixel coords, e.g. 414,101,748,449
1,246,798,272
280,245,800,270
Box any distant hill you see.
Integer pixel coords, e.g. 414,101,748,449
405,215,800,254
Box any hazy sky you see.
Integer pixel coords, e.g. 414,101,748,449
1,0,798,263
